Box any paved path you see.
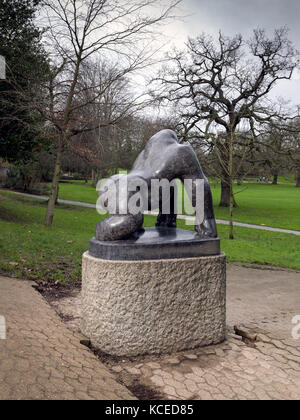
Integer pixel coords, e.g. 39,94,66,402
99,265,300,400
53,264,300,400
1,265,300,400
227,265,300,338
2,189,300,236
0,276,135,400
1,190,97,209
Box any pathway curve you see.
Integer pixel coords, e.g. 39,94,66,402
1,189,300,236
0,276,135,400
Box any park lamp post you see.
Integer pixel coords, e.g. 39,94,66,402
0,55,6,80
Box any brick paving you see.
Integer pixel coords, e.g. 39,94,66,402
108,328,300,400
1,264,300,400
52,264,300,400
0,276,135,400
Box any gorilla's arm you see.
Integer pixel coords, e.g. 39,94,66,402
175,144,217,238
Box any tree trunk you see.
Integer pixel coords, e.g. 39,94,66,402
296,168,300,188
44,47,82,227
272,170,279,185
92,168,107,188
219,130,237,208
237,176,243,186
228,131,234,240
91,169,99,188
220,177,230,207
220,174,237,207
45,140,62,227
229,193,234,239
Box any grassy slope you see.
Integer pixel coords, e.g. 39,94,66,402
57,180,97,203
55,178,300,231
0,191,299,286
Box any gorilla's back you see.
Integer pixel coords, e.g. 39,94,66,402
132,129,179,175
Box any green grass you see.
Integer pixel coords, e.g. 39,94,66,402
211,182,300,231
57,180,98,204
0,191,299,285
54,178,300,231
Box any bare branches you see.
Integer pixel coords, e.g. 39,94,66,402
38,0,182,134
150,26,299,234
42,0,182,61
152,27,299,138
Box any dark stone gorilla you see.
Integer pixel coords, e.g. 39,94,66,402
96,129,217,241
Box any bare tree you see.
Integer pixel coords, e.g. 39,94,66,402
38,0,181,226
69,66,178,186
152,28,298,238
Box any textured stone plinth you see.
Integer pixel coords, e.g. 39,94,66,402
81,252,226,356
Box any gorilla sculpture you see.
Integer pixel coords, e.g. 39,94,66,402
96,129,217,241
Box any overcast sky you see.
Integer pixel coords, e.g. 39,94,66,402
164,0,300,106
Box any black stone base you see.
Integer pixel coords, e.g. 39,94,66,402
89,227,220,261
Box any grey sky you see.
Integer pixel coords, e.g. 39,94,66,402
184,0,300,42
165,0,300,106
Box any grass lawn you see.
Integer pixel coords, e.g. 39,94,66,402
0,191,299,286
211,182,300,231
54,177,300,231
57,180,98,204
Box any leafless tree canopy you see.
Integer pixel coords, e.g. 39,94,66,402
39,0,181,134
37,0,182,225
42,0,181,60
151,27,299,237
153,28,299,138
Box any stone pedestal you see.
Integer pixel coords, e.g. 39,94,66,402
81,248,226,356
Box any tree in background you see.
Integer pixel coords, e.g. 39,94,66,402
152,28,298,238
256,123,291,185
0,0,49,162
36,0,181,226
68,59,150,187
69,60,177,187
285,119,300,187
